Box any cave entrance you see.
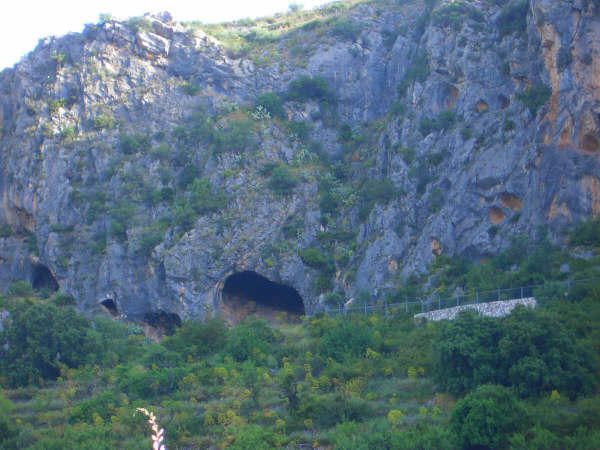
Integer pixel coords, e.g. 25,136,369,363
100,298,119,317
220,271,305,324
143,310,182,336
31,264,59,292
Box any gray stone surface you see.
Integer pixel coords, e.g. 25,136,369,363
414,297,537,322
0,1,598,320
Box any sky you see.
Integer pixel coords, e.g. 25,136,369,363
0,0,333,70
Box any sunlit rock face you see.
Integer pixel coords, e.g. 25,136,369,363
0,1,598,320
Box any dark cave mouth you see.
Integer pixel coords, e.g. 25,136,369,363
31,264,59,292
143,309,182,336
220,271,305,323
100,298,119,317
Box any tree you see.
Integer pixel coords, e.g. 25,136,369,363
0,301,98,386
451,384,527,449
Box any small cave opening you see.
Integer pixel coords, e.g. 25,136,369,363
100,298,119,317
220,271,305,324
31,264,59,292
143,310,182,336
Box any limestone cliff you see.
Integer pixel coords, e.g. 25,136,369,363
0,0,598,320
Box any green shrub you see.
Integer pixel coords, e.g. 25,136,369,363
188,177,227,215
268,164,299,196
255,92,285,118
164,319,227,359
287,120,312,142
213,117,256,153
434,308,598,398
327,18,362,41
126,16,152,32
60,125,77,141
286,75,336,104
570,218,600,246
180,81,200,95
230,424,281,450
48,99,65,114
119,133,150,154
7,281,34,297
432,1,485,30
135,223,166,256
299,247,334,273
51,292,76,306
93,113,115,130
0,302,99,386
517,83,551,114
317,319,375,361
225,318,277,362
451,384,527,449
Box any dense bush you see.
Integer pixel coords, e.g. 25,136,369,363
327,17,362,41
434,308,597,398
225,318,278,362
268,164,299,196
188,177,227,215
119,133,150,154
451,384,527,449
93,113,115,130
299,247,335,274
570,218,600,246
213,117,256,153
0,302,100,386
164,319,227,359
255,92,285,118
432,1,484,30
286,75,336,104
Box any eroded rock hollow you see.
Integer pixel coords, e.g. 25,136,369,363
219,271,305,324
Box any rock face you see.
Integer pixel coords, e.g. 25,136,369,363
0,1,598,320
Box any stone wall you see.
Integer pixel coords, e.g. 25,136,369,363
414,297,537,322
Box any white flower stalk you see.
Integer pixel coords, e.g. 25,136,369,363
136,407,166,450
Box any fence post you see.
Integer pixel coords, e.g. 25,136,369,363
520,286,524,299
405,297,408,313
438,295,441,309
456,295,459,307
497,288,500,301
476,290,479,304
364,303,367,315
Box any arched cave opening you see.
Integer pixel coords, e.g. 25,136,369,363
143,310,182,336
220,271,305,323
31,264,59,292
100,298,119,317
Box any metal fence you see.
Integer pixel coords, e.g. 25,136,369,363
321,277,599,317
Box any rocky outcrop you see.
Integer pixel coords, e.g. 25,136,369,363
0,0,598,320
